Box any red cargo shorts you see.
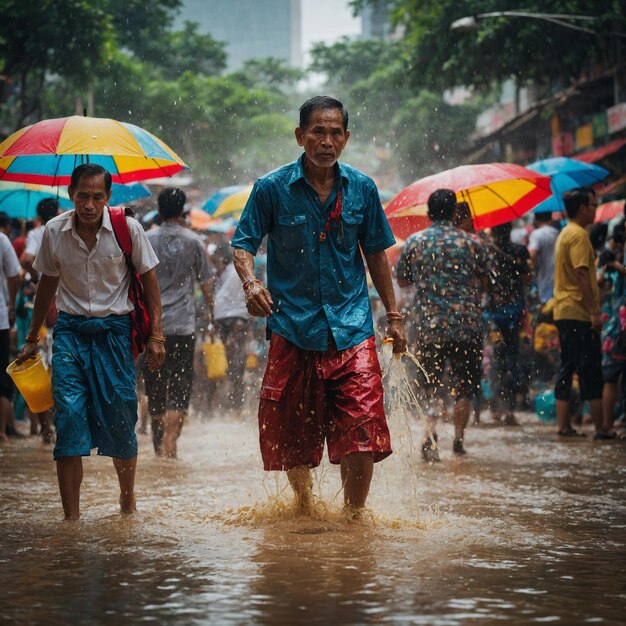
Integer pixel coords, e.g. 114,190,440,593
258,333,392,471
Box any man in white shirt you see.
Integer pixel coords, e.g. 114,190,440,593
0,228,21,441
20,198,59,279
16,164,165,520
528,212,559,304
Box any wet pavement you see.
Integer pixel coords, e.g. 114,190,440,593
1,407,625,625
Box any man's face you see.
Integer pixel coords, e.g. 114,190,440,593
582,193,598,225
295,108,350,169
69,174,111,227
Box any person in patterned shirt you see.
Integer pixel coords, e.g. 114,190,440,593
396,189,490,460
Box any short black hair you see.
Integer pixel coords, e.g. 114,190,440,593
0,212,9,229
492,222,513,247
534,211,552,223
428,189,457,221
158,188,186,219
36,198,59,223
589,222,607,251
70,163,112,191
563,187,594,219
299,96,349,131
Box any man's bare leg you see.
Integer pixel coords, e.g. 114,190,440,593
113,455,137,514
151,413,165,455
341,452,374,514
452,398,471,455
287,464,314,515
162,410,185,458
56,456,83,520
556,398,571,432
602,382,617,431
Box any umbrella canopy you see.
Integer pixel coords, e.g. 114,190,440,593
385,163,551,234
595,199,625,224
201,185,246,214
212,185,253,219
109,183,151,206
188,208,216,230
527,157,609,212
386,205,431,240
0,116,188,186
0,182,72,219
385,163,552,231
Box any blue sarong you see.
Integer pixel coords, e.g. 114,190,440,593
52,312,138,459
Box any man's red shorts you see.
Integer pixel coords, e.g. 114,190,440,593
258,333,392,471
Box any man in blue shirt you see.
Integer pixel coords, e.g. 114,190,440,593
232,96,406,517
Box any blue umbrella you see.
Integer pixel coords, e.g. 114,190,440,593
527,157,609,211
201,185,246,214
110,183,151,206
142,209,158,224
0,183,72,219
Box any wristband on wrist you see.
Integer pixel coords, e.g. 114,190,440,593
148,335,166,343
25,334,39,344
242,278,261,291
386,311,404,321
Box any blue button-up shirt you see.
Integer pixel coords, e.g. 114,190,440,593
232,154,395,351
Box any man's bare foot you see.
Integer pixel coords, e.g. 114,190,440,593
343,504,365,521
120,495,137,515
287,465,314,516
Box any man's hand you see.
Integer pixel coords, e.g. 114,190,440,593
144,338,166,372
386,318,407,354
15,341,39,365
591,312,603,333
244,280,273,317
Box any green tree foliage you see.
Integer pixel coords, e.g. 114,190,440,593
0,0,110,128
378,0,625,94
309,35,481,183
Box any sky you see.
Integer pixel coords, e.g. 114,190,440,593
300,0,362,61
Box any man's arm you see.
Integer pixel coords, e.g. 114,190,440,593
140,267,165,371
200,279,214,329
7,274,19,328
233,248,273,317
574,266,602,331
365,249,407,354
15,274,59,363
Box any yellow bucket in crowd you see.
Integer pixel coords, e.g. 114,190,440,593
203,338,228,379
7,354,54,413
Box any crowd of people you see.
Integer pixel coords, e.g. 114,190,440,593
395,187,626,461
1,95,624,521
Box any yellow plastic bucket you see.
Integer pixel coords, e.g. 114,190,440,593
7,354,54,413
203,339,228,379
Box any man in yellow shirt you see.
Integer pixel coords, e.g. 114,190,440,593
553,187,611,438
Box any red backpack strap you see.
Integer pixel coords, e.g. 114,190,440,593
108,206,133,256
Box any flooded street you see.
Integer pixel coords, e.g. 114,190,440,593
1,407,625,625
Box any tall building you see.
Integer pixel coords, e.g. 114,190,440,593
361,0,389,40
175,0,302,71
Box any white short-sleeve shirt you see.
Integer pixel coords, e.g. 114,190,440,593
0,233,21,330
24,225,45,257
33,209,159,318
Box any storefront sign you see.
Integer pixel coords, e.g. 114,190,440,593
575,124,593,150
607,102,626,134
592,111,608,138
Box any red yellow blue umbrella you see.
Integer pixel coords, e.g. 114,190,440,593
386,163,552,231
0,116,188,186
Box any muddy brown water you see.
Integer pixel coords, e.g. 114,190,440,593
1,408,625,625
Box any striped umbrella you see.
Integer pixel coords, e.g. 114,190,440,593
385,163,552,231
212,185,253,219
0,116,188,186
201,185,246,214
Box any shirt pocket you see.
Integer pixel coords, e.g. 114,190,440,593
336,207,364,252
276,213,308,252
91,252,128,292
